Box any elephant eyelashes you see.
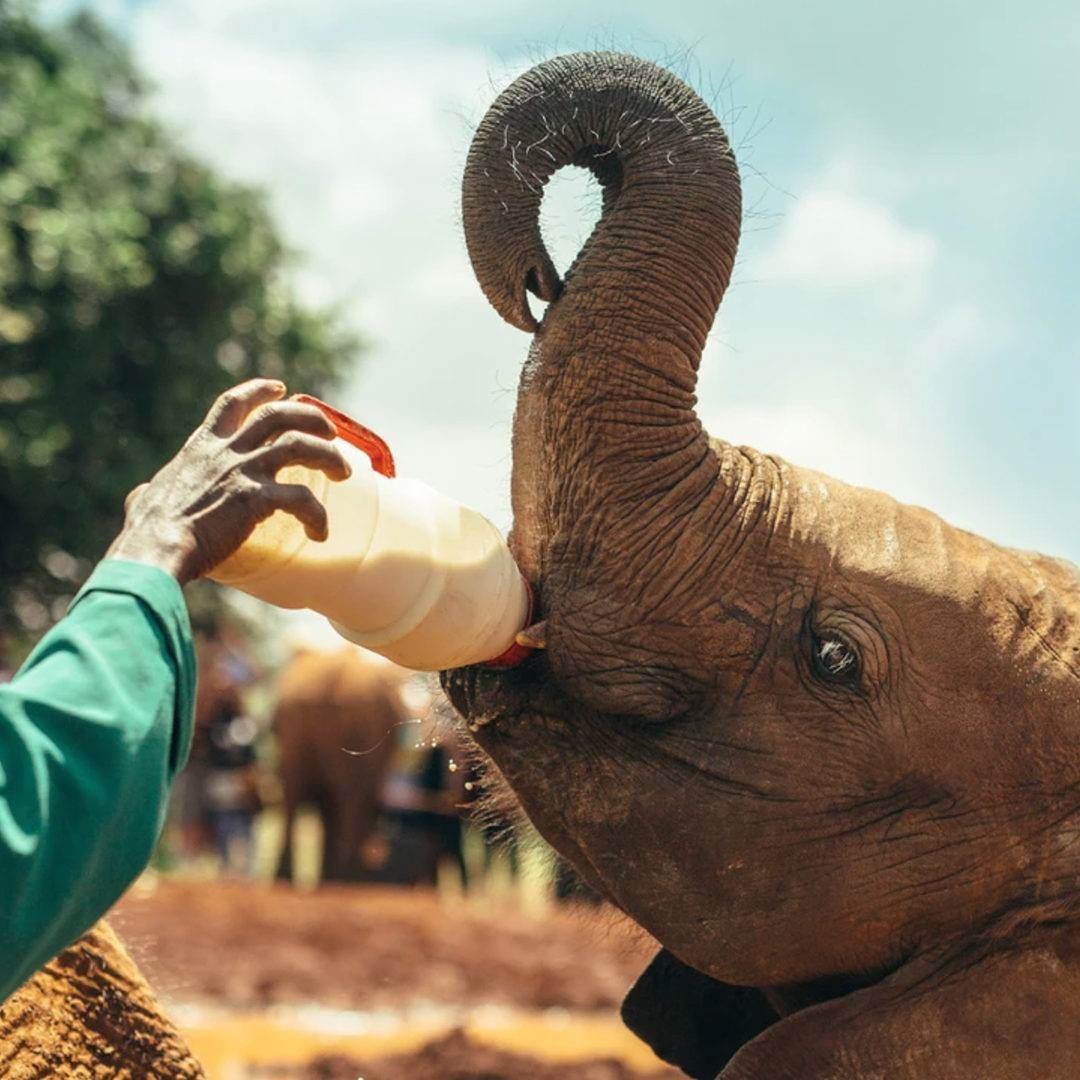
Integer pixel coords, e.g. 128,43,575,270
812,634,861,685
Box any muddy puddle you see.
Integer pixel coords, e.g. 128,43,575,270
175,1002,667,1077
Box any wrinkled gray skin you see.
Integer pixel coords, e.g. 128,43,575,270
443,52,1080,1079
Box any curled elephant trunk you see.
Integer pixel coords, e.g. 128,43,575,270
462,52,742,583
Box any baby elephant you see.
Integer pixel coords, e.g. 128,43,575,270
444,51,1080,1078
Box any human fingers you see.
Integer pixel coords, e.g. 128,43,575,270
260,482,331,541
203,379,286,438
230,400,336,452
249,432,351,482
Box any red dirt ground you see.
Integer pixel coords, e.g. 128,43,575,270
112,878,683,1078
113,878,657,1012
258,1028,678,1080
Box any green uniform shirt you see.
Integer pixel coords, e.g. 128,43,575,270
0,559,195,1002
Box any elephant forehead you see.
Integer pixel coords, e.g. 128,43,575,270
777,457,996,602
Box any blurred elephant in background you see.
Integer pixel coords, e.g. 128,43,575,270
274,647,406,884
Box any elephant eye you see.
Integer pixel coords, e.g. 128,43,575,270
812,634,860,685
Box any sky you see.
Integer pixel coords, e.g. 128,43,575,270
55,0,1080,565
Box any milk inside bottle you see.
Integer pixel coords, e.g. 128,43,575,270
209,396,532,671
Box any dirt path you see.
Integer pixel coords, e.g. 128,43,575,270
112,878,681,1078
114,878,656,1011
259,1028,677,1079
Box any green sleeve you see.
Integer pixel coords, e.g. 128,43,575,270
0,559,195,1002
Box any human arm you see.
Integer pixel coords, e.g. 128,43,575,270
0,379,349,1000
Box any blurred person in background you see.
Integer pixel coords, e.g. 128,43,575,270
197,617,262,877
0,379,350,1002
0,632,14,685
416,734,470,890
165,616,220,867
377,724,470,889
168,610,260,869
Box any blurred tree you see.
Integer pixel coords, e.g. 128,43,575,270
0,2,359,634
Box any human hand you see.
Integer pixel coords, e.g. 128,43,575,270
107,379,350,584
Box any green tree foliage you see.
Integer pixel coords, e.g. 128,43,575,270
0,3,359,633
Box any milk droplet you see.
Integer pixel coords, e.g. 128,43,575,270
448,759,458,772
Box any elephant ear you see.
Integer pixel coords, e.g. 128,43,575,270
621,950,778,1079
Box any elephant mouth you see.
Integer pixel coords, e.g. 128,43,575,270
440,658,619,907
440,662,534,735
440,666,489,726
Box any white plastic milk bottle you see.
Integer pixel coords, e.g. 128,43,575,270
209,396,533,671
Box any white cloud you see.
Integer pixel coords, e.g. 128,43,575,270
701,398,949,520
125,3,618,532
756,188,937,289
907,302,981,377
115,4,1037,557
699,300,999,537
127,2,537,529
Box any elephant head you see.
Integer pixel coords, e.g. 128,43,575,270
444,52,1080,1078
